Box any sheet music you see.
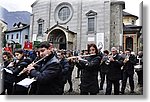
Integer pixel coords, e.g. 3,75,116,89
17,78,36,88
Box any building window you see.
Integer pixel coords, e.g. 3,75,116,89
37,18,44,36
88,17,95,32
11,34,13,39
7,35,9,40
16,33,19,39
55,2,73,24
132,20,135,25
25,35,28,39
58,7,70,21
86,10,97,34
38,23,43,36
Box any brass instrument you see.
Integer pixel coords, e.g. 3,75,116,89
105,59,110,65
104,54,117,65
18,54,49,76
105,55,111,65
123,54,130,63
125,54,129,61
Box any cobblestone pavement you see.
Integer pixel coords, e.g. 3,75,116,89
64,66,143,95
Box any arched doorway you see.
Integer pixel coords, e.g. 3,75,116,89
48,29,66,50
126,37,133,50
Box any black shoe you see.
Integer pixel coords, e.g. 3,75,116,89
139,84,143,87
68,89,73,92
130,91,135,93
119,91,124,94
99,88,103,90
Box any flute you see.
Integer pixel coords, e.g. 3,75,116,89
17,54,49,76
66,54,95,60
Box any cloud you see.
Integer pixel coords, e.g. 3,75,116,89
0,0,36,12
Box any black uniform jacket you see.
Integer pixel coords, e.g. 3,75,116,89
107,54,124,80
123,54,137,75
29,54,63,95
5,57,32,83
79,55,101,93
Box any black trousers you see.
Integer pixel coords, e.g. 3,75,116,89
105,79,120,95
67,71,73,90
136,70,143,86
12,84,29,95
100,72,107,89
1,82,13,95
76,68,81,78
121,72,134,93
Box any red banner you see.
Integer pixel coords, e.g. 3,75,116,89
24,41,32,50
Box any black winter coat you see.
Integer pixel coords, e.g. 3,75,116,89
4,57,32,84
12,57,32,83
123,54,136,75
107,54,124,80
29,54,63,95
60,58,70,83
100,55,109,73
3,60,15,84
79,55,101,93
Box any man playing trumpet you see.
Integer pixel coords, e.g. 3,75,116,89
105,47,124,95
120,48,137,94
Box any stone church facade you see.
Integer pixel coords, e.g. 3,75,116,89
30,0,125,51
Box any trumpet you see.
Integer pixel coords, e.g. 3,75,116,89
125,54,129,61
123,54,130,63
103,54,117,65
17,54,49,76
105,59,110,65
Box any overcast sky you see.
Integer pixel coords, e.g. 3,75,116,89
0,0,143,25
0,0,36,13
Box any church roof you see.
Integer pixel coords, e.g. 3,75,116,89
123,24,142,34
46,23,76,34
31,0,40,7
123,11,138,19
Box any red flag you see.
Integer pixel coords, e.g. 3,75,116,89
24,41,32,50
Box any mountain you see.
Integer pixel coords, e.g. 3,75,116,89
0,6,8,20
0,6,31,30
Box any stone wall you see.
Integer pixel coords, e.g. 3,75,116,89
30,0,125,51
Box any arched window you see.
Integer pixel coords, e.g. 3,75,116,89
55,2,73,24
132,20,135,25
126,37,133,50
58,7,70,21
